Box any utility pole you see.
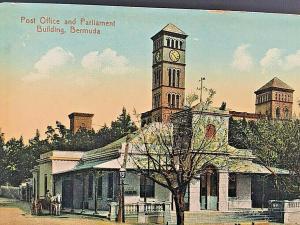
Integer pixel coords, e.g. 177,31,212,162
197,77,206,103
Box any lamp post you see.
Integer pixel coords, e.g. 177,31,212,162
117,167,126,223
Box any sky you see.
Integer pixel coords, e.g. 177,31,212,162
1,3,300,141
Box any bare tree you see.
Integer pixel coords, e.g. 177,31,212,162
129,89,230,225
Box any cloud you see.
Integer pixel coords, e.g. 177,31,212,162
81,48,130,75
260,48,282,68
284,50,300,70
23,47,74,82
259,48,300,72
231,44,253,71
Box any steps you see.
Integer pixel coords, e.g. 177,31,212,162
169,209,275,224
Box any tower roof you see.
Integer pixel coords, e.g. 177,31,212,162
68,112,94,119
151,23,188,40
161,23,186,35
255,77,294,94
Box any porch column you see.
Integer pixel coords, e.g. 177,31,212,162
218,171,229,212
81,172,86,213
71,173,75,213
93,170,98,215
189,179,201,211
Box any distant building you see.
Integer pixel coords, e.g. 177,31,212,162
68,112,94,133
229,111,266,121
255,77,294,120
141,24,188,126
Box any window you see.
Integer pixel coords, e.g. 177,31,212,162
176,95,180,108
171,94,175,108
168,94,171,107
166,39,170,47
140,175,155,198
276,107,281,119
171,39,174,48
180,41,183,49
172,69,176,87
205,124,216,139
88,173,93,198
228,173,237,197
97,176,102,198
44,174,47,196
285,108,289,119
107,173,114,198
168,69,172,86
177,70,180,87
175,40,178,49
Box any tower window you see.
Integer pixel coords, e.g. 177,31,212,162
275,93,277,100
168,94,171,107
172,94,175,108
177,70,180,87
180,41,183,49
175,40,179,49
285,108,289,118
167,39,170,47
168,69,172,86
172,69,176,87
171,39,174,48
176,95,180,108
276,107,281,119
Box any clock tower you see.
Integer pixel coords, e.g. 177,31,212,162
142,24,188,125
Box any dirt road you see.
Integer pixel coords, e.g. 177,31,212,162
0,207,118,225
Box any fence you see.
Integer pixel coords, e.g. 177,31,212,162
0,186,21,199
109,202,171,224
269,199,300,224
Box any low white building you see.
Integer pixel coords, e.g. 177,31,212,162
32,106,288,216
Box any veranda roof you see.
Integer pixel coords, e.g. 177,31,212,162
228,159,289,175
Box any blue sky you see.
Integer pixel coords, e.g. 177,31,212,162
1,3,300,139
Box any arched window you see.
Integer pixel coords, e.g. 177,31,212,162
275,93,277,100
168,94,171,107
172,69,176,87
172,94,175,108
167,39,170,47
176,95,180,108
171,39,174,48
276,107,281,119
177,70,180,87
285,108,289,118
205,124,216,139
175,40,178,49
168,69,172,86
180,41,183,49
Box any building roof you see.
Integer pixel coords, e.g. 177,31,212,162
161,23,186,35
151,23,188,40
255,77,294,94
228,159,289,175
68,112,94,118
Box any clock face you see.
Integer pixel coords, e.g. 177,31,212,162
155,51,161,62
169,50,180,62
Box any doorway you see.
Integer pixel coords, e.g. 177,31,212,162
62,180,73,208
200,165,218,210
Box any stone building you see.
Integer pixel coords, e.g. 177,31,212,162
68,112,94,133
141,24,187,125
255,77,294,119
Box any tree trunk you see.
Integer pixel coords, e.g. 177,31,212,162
173,190,185,225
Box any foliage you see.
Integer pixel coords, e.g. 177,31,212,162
0,107,137,186
229,118,300,194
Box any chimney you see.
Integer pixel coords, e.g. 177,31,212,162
68,112,94,133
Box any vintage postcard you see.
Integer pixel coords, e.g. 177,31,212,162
0,2,300,225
